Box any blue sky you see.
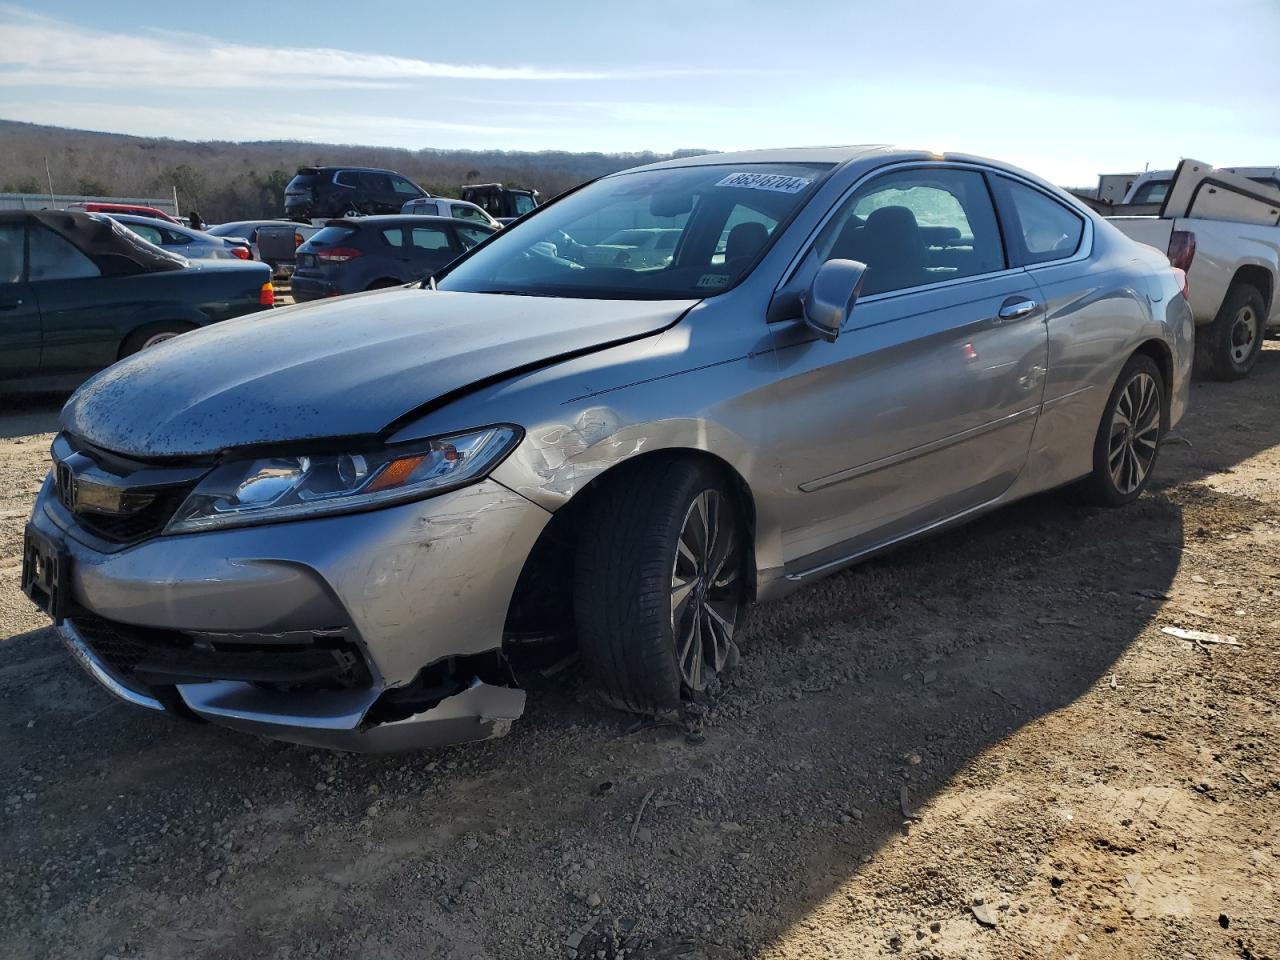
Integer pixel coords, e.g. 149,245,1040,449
1,0,1276,186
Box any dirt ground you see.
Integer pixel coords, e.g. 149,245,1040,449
1,347,1277,960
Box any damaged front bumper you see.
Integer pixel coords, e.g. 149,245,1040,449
31,476,551,752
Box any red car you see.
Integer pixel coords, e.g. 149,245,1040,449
66,202,180,225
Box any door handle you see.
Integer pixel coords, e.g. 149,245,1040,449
997,298,1039,322
0,298,22,310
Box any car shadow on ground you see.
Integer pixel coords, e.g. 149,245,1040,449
0,349,1277,958
0,394,65,439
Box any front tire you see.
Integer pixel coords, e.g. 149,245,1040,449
575,458,747,714
1196,284,1266,381
1075,354,1166,507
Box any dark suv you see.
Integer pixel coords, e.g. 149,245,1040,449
284,167,428,221
290,215,496,301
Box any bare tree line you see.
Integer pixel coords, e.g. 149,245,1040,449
0,120,707,222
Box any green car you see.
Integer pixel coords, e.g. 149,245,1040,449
0,210,275,393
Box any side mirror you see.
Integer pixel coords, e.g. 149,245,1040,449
802,258,866,342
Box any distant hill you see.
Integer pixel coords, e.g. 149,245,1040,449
0,119,710,221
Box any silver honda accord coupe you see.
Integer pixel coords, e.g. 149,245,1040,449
22,147,1193,751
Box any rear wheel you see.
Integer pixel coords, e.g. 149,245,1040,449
1075,354,1166,507
121,322,195,358
575,458,747,714
1196,284,1266,381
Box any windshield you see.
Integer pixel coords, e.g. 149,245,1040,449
437,163,830,300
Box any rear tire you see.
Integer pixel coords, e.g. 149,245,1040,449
121,322,195,358
1196,284,1266,381
574,458,747,715
1074,354,1166,507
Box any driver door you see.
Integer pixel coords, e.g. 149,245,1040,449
767,165,1049,575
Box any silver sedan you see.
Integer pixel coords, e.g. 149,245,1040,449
23,147,1193,751
108,214,252,260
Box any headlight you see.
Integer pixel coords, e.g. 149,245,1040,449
165,425,521,533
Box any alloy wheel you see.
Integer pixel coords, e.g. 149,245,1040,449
670,489,741,691
1108,371,1161,495
1230,305,1258,367
140,332,179,350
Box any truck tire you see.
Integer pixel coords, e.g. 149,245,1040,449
574,457,747,715
1074,353,1166,507
1197,284,1266,381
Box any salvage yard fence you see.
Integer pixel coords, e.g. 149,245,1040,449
0,193,179,216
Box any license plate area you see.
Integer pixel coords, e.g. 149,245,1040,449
21,525,69,624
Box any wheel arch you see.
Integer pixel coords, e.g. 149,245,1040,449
501,447,760,649
1228,265,1273,314
1130,338,1174,425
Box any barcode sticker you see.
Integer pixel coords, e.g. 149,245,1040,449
715,172,813,194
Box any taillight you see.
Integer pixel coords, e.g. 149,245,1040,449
1166,231,1194,301
316,247,362,263
230,246,250,260
260,282,275,306
1167,230,1195,271
294,232,304,249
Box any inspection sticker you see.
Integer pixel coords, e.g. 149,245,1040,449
696,273,731,289
715,172,813,194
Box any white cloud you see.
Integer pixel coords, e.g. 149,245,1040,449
0,5,710,89
0,99,536,143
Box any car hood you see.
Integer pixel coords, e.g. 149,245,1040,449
62,289,694,458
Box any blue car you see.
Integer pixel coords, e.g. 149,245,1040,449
291,215,495,301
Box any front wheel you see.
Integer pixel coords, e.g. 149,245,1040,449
1074,354,1166,507
575,458,747,714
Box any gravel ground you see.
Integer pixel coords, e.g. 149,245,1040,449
1,346,1277,960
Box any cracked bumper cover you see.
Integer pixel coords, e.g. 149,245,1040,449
33,477,550,751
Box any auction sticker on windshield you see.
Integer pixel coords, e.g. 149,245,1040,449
716,172,813,194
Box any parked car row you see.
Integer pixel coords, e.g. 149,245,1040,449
21,147,1198,755
0,210,272,392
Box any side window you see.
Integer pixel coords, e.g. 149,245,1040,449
455,225,492,250
811,167,1005,296
451,205,485,222
0,225,25,283
996,178,1085,265
409,226,452,251
513,194,536,216
361,173,393,193
390,176,421,195
334,171,360,189
380,228,405,247
28,225,100,281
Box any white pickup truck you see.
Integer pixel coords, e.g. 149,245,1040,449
1108,160,1280,380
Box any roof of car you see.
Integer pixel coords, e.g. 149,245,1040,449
0,209,186,270
209,220,296,229
300,166,402,174
326,215,495,228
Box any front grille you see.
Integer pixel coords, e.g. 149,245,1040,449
52,435,202,545
72,487,193,544
71,608,369,691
